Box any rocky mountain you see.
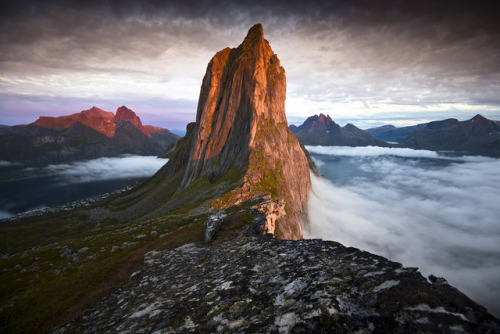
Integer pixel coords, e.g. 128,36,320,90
1,24,499,333
366,123,428,143
115,24,311,239
290,113,390,147
402,114,500,157
0,106,179,165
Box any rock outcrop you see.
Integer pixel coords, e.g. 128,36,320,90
161,24,311,239
290,113,390,147
56,227,500,333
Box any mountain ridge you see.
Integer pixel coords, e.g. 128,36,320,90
402,114,500,157
290,113,390,147
0,106,180,166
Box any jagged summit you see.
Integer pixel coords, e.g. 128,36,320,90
157,24,311,239
291,113,389,147
113,106,147,135
246,23,264,38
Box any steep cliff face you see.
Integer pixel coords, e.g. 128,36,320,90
175,24,311,239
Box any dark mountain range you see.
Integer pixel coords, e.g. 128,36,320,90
402,114,500,157
290,113,390,147
366,123,428,142
0,106,179,165
298,114,499,157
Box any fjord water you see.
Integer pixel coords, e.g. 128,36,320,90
306,146,500,317
0,155,167,219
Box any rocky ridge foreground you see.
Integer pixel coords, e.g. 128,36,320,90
57,216,500,333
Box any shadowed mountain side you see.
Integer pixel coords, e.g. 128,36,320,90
402,114,500,157
366,123,427,142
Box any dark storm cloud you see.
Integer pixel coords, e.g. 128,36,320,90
1,0,500,125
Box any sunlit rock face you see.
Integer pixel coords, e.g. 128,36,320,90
177,24,311,239
34,105,160,138
35,106,116,137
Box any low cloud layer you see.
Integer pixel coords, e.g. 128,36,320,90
46,155,168,184
306,147,500,316
306,145,447,159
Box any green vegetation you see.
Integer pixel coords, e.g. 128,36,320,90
0,204,210,333
0,158,250,333
249,115,286,200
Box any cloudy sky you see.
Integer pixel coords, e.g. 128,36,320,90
1,0,499,130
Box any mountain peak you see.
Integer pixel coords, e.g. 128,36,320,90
471,114,487,122
239,23,273,62
246,23,264,39
242,23,264,44
113,106,150,136
164,24,311,239
292,114,388,147
82,106,109,116
114,106,138,121
34,107,115,136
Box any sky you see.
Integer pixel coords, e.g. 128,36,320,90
1,0,500,130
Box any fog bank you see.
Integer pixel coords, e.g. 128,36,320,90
305,147,500,317
46,155,168,184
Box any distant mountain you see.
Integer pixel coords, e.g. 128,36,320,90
402,114,500,157
0,106,180,165
366,123,427,142
290,114,390,147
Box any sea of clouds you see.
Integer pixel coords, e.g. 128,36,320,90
305,146,500,317
46,155,168,184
